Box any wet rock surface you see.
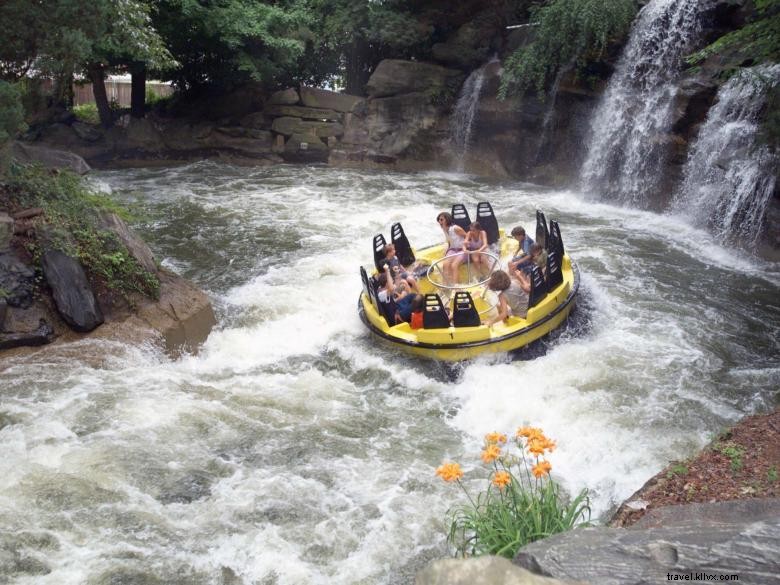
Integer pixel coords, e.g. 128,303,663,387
41,249,104,332
416,556,583,585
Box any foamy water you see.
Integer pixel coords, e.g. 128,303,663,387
1,163,778,584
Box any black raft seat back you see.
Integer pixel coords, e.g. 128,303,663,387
546,249,563,291
423,294,451,329
390,222,415,267
451,203,472,231
548,219,565,257
527,265,547,309
535,210,549,251
360,266,379,311
476,201,499,246
373,233,387,272
452,291,480,327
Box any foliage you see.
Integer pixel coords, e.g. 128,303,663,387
0,81,26,147
437,427,590,558
714,442,745,473
72,103,100,125
687,0,780,66
499,0,637,98
3,164,159,299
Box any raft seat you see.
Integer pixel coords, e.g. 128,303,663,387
451,203,472,232
391,222,416,267
476,201,500,246
422,294,450,329
452,291,480,327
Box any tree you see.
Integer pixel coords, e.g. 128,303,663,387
499,0,637,98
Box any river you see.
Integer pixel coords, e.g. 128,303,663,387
1,162,778,584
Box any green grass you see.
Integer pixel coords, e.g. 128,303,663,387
3,163,159,299
714,442,745,473
72,103,100,124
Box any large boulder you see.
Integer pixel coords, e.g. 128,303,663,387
282,133,329,163
271,116,344,138
267,87,300,105
97,212,157,275
365,59,464,99
0,252,36,309
299,86,364,113
208,127,273,155
41,249,104,332
10,141,91,175
263,104,342,122
359,92,440,155
416,556,583,585
513,500,780,585
0,318,54,350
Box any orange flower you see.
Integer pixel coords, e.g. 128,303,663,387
531,460,552,478
485,432,507,445
435,462,464,482
492,470,512,489
516,426,544,441
528,439,547,457
481,443,502,464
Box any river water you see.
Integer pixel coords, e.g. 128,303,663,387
1,162,778,584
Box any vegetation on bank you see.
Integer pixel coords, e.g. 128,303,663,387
437,427,590,558
2,164,160,300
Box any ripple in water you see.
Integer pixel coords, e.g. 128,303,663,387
1,162,778,584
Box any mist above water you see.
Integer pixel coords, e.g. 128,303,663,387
1,163,778,584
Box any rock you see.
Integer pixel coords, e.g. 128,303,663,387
208,129,273,155
513,507,780,585
0,299,5,329
299,86,364,112
97,212,157,275
71,121,104,142
0,252,36,309
267,87,300,105
11,208,44,220
430,12,498,70
239,111,270,129
41,249,104,332
365,59,464,98
0,318,54,350
282,133,329,163
631,499,780,530
362,93,440,155
0,213,12,250
135,270,215,354
271,116,344,137
416,556,583,585
263,104,342,122
9,141,91,175
125,118,164,151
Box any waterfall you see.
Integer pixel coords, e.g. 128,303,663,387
580,0,707,204
671,66,780,247
450,62,491,172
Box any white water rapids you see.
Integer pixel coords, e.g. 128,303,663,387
1,163,779,584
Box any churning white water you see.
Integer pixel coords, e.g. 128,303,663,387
1,163,779,585
581,0,705,204
671,66,780,246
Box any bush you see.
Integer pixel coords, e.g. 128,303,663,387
436,427,590,558
499,0,637,98
3,163,159,299
72,103,100,124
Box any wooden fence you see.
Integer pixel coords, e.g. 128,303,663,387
73,80,173,106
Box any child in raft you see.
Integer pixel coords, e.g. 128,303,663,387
483,269,531,326
382,243,419,292
436,212,467,284
463,221,490,276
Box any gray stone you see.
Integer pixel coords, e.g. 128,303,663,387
631,498,780,529
71,121,104,142
365,59,464,98
41,249,103,332
514,509,780,585
416,557,583,585
271,116,344,138
0,252,36,308
299,86,364,113
263,104,342,121
97,212,157,275
267,87,300,105
0,213,12,250
208,129,273,155
239,111,270,129
365,93,440,155
125,118,164,151
9,141,91,175
0,318,54,350
282,133,329,163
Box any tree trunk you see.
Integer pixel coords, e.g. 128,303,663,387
130,63,146,118
88,64,113,128
345,39,371,96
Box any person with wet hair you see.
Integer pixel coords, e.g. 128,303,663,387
483,268,531,326
436,212,467,284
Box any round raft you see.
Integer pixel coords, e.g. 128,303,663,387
358,204,579,361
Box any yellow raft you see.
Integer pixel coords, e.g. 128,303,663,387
358,205,579,361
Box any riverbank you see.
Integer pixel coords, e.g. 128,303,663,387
610,407,780,527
